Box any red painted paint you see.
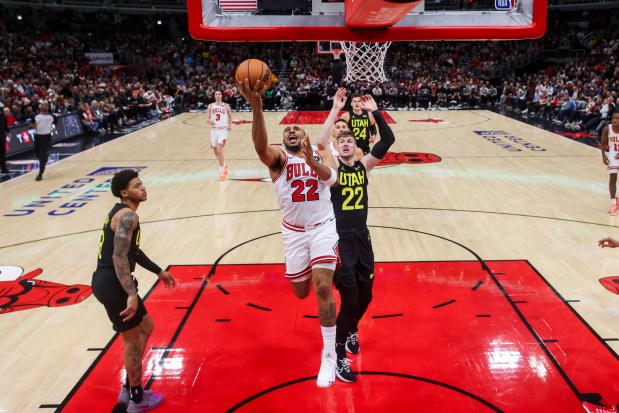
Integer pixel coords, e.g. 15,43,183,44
377,152,441,167
280,111,396,125
600,276,619,295
62,261,618,412
408,118,445,123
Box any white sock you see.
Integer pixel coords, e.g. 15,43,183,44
321,326,336,355
612,199,617,206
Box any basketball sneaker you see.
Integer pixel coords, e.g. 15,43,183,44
345,331,360,354
336,357,357,383
220,164,229,181
127,391,163,413
316,350,336,387
609,204,619,216
118,386,154,405
582,401,618,413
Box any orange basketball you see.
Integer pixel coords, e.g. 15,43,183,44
235,59,272,92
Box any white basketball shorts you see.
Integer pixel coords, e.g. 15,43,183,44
282,216,339,282
211,129,228,148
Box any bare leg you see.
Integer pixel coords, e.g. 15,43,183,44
312,267,336,327
138,315,154,359
121,326,143,387
120,315,154,387
289,277,312,299
214,146,225,168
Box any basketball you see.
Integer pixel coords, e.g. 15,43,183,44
235,59,272,92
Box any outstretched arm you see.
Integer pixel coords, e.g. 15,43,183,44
360,96,395,172
136,250,177,289
238,80,284,170
301,136,338,186
317,88,347,150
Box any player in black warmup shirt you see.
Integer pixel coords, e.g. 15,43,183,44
340,94,377,155
92,169,176,413
327,94,396,383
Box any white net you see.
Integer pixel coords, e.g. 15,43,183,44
339,41,392,84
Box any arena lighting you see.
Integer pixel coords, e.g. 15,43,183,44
157,20,162,25
17,15,22,20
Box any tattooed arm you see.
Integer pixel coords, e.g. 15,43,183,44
112,209,139,321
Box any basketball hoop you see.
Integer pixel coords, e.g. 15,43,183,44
339,41,392,84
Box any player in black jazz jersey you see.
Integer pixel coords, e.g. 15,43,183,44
340,94,377,155
321,94,396,383
91,169,176,413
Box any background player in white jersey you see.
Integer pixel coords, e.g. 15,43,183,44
207,91,232,180
239,79,341,388
601,112,619,215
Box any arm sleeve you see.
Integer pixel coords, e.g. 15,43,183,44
369,124,377,136
136,250,162,275
369,109,395,159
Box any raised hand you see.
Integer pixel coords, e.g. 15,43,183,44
332,88,348,112
238,79,269,109
360,95,378,112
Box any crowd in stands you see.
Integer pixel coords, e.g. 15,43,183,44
0,7,617,142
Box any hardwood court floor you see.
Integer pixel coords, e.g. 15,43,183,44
0,110,617,412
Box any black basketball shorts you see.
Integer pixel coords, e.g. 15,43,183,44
91,270,147,332
333,227,375,290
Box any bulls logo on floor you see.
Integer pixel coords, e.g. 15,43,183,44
0,266,92,313
377,151,441,167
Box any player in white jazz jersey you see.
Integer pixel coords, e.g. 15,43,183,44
207,91,232,180
602,112,619,215
239,79,340,388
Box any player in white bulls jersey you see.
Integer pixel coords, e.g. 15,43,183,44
207,91,232,180
601,112,619,215
239,78,340,388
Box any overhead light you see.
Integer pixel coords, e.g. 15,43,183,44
17,15,22,20
157,20,162,25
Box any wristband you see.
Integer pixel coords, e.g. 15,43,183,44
322,168,338,187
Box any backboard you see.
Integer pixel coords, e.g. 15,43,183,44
187,0,547,42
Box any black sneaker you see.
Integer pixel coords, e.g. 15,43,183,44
345,331,360,354
336,357,356,383
35,174,42,181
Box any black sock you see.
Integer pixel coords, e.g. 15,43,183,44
130,386,144,404
336,342,347,359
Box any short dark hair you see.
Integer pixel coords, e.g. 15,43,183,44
334,118,348,127
111,169,139,198
351,94,362,100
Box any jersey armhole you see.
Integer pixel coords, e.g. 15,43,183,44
272,148,288,183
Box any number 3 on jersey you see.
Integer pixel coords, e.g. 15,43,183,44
291,179,319,202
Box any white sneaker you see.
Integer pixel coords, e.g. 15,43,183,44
316,350,336,387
